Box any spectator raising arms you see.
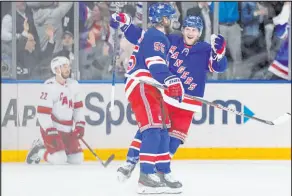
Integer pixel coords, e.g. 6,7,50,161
26,2,73,53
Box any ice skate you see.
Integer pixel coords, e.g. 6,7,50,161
157,172,183,194
117,162,136,182
26,139,45,164
137,172,169,194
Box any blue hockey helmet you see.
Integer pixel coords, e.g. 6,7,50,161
148,3,176,24
183,15,204,36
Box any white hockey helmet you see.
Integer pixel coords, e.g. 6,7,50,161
50,56,70,74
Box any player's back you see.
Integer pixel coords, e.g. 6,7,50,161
125,27,170,98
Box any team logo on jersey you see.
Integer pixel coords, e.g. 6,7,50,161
59,93,73,108
169,45,177,54
171,52,179,59
182,48,189,56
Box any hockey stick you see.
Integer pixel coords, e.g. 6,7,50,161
109,3,122,112
80,138,115,167
125,73,291,126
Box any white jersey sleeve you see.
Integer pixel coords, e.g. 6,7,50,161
70,80,86,128
37,82,56,130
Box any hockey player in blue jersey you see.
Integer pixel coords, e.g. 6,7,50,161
111,10,228,189
113,3,184,194
268,2,290,80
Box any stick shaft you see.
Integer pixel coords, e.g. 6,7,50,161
124,74,277,126
80,138,104,163
110,4,121,111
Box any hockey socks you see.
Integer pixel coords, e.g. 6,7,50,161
169,136,182,158
127,131,181,170
155,129,171,174
139,128,161,174
127,130,142,165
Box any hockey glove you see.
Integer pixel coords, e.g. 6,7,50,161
72,121,85,139
211,34,226,61
164,75,184,103
110,12,132,32
44,127,62,149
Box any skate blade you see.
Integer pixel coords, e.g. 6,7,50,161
117,171,129,183
137,183,169,194
163,187,182,194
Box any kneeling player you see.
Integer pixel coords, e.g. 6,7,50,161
26,56,86,165
110,14,227,181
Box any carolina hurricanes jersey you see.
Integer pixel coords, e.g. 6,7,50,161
37,77,85,133
124,27,173,99
123,24,227,112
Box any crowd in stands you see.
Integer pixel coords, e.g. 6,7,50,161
1,1,290,80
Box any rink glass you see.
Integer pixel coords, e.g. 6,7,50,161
1,2,290,81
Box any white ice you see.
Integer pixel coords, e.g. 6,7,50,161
2,160,291,196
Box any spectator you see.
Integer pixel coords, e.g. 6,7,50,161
27,2,73,53
210,2,243,79
59,31,74,62
1,2,12,78
1,13,13,55
256,2,278,61
62,5,74,34
181,2,198,21
1,3,12,43
122,4,136,20
170,2,182,31
240,2,264,58
79,2,110,49
1,2,38,43
134,3,143,27
16,2,39,44
79,29,112,80
16,25,55,80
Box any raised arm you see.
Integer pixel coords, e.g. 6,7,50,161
110,13,144,45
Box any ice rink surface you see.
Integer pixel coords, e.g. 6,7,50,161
2,160,291,196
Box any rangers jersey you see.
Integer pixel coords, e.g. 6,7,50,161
125,26,173,99
124,24,227,112
268,35,289,80
269,3,290,80
37,77,85,133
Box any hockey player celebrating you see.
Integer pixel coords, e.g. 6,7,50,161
112,2,184,194
268,2,290,80
26,56,86,165
111,11,228,189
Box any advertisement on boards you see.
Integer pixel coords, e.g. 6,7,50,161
2,83,291,149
